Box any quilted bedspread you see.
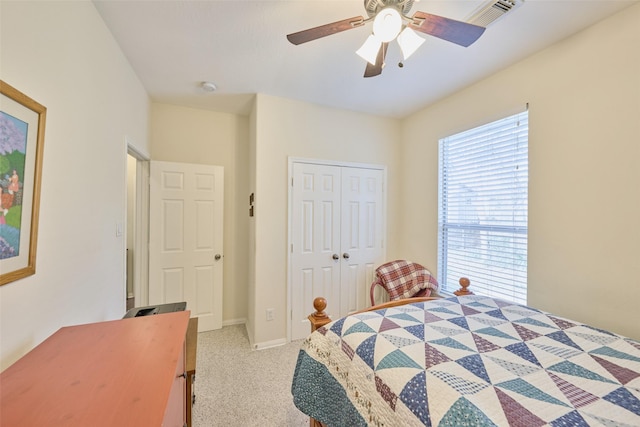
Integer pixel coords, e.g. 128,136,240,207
291,295,640,426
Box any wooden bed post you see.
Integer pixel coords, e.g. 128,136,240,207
309,297,331,332
454,277,473,296
308,297,331,427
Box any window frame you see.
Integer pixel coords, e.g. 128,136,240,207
437,110,529,304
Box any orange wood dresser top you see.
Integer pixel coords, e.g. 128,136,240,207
0,310,190,426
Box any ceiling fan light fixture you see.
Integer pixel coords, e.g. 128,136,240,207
372,7,402,42
397,27,425,60
356,34,382,65
286,1,488,78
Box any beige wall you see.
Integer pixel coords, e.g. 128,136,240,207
401,4,640,340
150,103,250,324
251,94,402,346
246,105,258,343
0,1,149,369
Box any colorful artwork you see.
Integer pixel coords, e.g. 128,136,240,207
0,111,28,260
0,80,46,286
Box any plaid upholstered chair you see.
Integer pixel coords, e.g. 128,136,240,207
369,260,440,306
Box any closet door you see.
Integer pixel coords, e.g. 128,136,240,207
339,167,384,316
290,163,342,341
290,162,385,341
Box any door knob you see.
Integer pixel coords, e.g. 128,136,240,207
343,253,350,259
332,254,339,260
215,254,222,261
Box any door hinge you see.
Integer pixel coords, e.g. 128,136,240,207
291,243,293,253
291,177,294,186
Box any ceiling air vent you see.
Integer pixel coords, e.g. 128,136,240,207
467,0,523,27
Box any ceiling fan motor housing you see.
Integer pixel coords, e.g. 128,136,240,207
364,0,415,18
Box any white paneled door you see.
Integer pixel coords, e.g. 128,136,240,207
290,162,385,340
338,167,385,316
149,161,224,332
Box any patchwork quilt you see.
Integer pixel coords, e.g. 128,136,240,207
291,295,640,426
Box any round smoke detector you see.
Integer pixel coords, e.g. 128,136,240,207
201,81,217,92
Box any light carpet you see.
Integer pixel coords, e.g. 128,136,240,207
192,324,310,427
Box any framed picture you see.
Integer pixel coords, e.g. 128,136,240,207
0,81,46,286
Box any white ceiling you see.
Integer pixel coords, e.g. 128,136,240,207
93,0,637,118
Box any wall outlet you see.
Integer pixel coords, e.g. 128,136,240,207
266,308,274,321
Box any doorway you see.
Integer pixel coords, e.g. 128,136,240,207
126,154,136,310
125,143,150,312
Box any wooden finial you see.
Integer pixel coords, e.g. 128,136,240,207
312,297,327,318
308,297,331,332
454,277,473,296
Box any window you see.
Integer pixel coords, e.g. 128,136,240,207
438,110,528,304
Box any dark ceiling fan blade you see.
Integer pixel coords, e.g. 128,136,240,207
287,16,365,45
409,11,485,47
363,42,388,78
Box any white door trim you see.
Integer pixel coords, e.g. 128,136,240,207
133,159,150,306
287,157,387,342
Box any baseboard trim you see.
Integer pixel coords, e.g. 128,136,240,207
222,318,247,327
253,338,287,351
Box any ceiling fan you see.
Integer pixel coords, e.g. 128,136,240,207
286,0,486,78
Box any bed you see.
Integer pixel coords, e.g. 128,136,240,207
291,293,640,426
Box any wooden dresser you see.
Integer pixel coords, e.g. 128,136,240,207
0,311,191,426
185,317,198,427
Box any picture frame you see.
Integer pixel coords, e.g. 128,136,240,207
0,81,46,286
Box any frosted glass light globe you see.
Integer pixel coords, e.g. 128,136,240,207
373,8,402,43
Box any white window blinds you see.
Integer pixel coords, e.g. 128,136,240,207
438,110,528,304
